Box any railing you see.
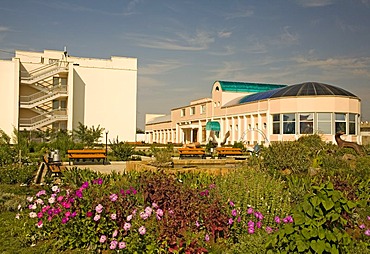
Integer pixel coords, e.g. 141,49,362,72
19,85,68,106
19,109,68,128
21,61,69,84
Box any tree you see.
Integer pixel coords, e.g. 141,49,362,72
0,129,15,166
73,122,104,148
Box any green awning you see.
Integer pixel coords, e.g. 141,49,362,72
206,121,220,131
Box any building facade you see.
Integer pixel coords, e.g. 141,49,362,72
0,49,137,142
145,81,362,146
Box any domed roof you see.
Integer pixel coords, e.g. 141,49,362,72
269,82,357,98
225,82,359,106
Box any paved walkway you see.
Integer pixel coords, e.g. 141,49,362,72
65,161,127,174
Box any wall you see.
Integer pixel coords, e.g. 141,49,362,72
0,59,19,136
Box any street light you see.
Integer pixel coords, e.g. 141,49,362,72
105,131,109,165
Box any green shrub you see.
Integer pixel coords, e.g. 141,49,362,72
150,144,173,165
267,182,357,253
0,165,37,185
110,139,135,161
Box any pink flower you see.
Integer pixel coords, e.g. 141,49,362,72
37,212,43,218
99,235,107,243
205,234,210,242
71,211,77,217
248,227,255,234
123,222,131,231
57,196,64,202
247,207,254,214
95,204,103,213
209,183,216,189
112,229,118,238
94,214,101,221
140,211,149,220
118,242,126,249
265,226,273,234
75,190,83,198
127,214,133,221
365,229,370,236
61,217,68,224
37,220,43,228
138,226,146,235
110,193,118,202
247,220,254,228
110,213,117,220
359,224,366,229
145,206,153,216
237,216,241,223
65,211,71,218
86,211,93,217
81,181,89,189
36,190,46,197
152,202,158,208
110,240,117,250
255,211,264,220
367,216,370,220
274,216,281,224
156,209,164,217
256,221,262,229
196,221,200,227
229,201,235,207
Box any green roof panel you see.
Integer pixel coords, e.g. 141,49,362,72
217,81,287,93
206,121,221,131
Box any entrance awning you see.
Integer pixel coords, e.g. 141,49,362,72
206,121,220,131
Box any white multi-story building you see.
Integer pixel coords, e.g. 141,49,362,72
0,49,137,142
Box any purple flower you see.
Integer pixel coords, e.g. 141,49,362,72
140,211,149,220
228,218,234,225
123,222,131,231
209,183,216,189
247,220,255,228
36,190,46,197
138,226,146,235
75,190,83,198
365,229,370,236
231,209,237,217
100,235,107,243
118,242,126,249
200,190,209,196
81,181,89,189
37,212,43,218
248,227,255,234
95,204,103,213
255,211,264,220
283,216,293,223
65,211,71,218
196,220,200,227
229,201,235,207
359,224,366,229
247,207,254,214
367,216,370,221
145,206,153,216
110,193,118,202
152,202,158,208
274,216,281,224
71,211,77,218
205,234,210,242
237,216,241,223
61,217,68,224
256,221,262,229
86,211,93,217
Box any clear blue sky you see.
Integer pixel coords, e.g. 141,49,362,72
1,0,370,129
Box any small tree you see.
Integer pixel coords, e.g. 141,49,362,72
73,122,104,148
110,138,135,161
0,129,16,166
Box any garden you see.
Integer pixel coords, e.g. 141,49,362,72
0,126,369,253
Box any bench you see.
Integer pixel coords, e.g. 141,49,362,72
178,148,206,159
216,147,244,159
43,155,65,176
67,149,107,165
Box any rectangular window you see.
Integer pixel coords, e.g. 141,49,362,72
53,77,59,86
349,113,356,135
61,78,67,86
272,114,280,134
299,113,314,134
335,113,346,133
52,100,59,110
200,104,206,114
317,113,332,134
283,113,296,134
60,100,67,109
181,109,186,117
190,107,195,115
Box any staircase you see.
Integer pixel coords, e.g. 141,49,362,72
19,86,68,108
19,109,68,130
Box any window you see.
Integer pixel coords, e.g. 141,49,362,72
299,113,314,134
317,113,332,134
52,100,59,110
190,107,195,115
53,77,59,86
181,109,186,117
272,114,280,134
349,113,356,135
200,104,206,114
61,78,67,86
283,113,296,134
335,113,346,133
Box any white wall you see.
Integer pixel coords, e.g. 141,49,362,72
71,57,137,142
0,59,19,137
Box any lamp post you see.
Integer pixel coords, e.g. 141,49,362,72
105,131,109,165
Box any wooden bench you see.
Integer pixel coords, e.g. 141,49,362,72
216,147,244,158
67,149,107,165
43,155,65,176
178,148,206,159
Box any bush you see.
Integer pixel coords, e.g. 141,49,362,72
110,139,135,161
0,165,37,185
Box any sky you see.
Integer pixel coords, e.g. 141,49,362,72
1,0,370,129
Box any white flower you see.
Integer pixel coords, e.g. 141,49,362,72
51,185,59,192
26,196,33,202
17,204,22,210
15,213,20,219
29,212,37,218
127,214,132,221
36,198,44,205
48,197,55,204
